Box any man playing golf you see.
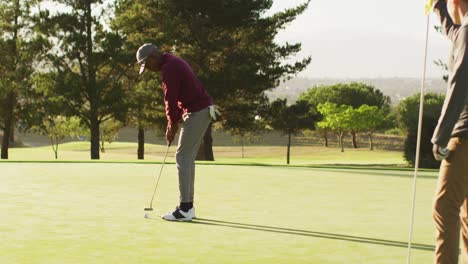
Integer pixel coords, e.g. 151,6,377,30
431,0,468,262
136,43,215,221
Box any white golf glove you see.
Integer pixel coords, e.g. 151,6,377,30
209,105,221,121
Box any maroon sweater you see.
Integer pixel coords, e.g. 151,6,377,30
160,53,213,125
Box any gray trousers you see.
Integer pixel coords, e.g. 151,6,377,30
176,107,211,203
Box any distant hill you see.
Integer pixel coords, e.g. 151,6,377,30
266,77,447,104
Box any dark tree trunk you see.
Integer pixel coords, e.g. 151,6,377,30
86,1,99,160
241,136,244,158
90,116,100,159
1,126,11,160
53,144,58,160
1,92,16,159
368,133,374,150
138,126,145,160
196,123,214,161
100,140,105,153
340,133,345,152
2,7,18,160
351,131,358,148
323,131,328,147
9,124,14,144
287,130,291,165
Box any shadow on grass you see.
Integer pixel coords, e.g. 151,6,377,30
189,218,434,252
310,168,438,180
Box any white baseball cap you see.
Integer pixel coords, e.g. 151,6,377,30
136,43,158,74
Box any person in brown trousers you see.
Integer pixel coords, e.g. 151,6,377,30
432,0,468,263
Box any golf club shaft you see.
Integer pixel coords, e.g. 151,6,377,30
407,14,431,264
148,143,171,209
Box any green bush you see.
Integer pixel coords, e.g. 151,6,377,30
397,93,445,168
384,128,403,136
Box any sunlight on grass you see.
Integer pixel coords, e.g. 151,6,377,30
0,163,437,264
4,142,407,167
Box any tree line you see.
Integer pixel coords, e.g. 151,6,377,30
260,83,445,168
0,0,311,160
0,1,445,168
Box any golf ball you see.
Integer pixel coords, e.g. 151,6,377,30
144,213,148,219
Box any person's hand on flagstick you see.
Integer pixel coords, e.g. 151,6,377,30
425,0,435,15
426,0,446,15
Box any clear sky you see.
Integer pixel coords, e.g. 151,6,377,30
270,0,450,79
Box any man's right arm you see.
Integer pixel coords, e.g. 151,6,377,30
431,27,468,148
434,0,460,41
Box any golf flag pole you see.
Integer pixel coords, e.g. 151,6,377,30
407,1,432,263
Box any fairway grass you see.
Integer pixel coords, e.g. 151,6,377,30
1,162,439,263
4,142,406,166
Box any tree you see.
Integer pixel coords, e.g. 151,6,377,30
355,105,386,150
104,69,167,160
397,93,445,168
266,99,316,164
231,131,262,158
222,97,268,158
299,82,391,110
315,126,330,147
317,103,353,152
113,0,312,161
107,8,168,160
99,119,123,153
299,82,391,148
31,116,83,159
41,0,129,159
22,73,87,159
0,0,48,159
127,78,166,160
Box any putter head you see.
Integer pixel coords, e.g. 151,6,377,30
144,207,154,211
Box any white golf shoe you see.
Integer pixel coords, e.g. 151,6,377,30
162,207,196,221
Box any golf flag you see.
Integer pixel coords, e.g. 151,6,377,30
425,0,434,15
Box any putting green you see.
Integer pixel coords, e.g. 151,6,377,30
1,163,438,263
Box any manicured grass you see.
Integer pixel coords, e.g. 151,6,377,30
1,162,438,263
5,142,406,166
